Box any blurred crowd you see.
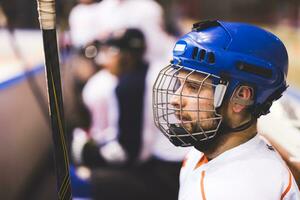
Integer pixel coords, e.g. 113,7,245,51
65,0,189,199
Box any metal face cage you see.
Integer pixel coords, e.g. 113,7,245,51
153,64,225,147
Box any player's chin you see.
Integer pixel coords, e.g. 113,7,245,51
181,120,213,133
181,122,194,133
201,120,218,131
179,117,218,134
191,119,219,135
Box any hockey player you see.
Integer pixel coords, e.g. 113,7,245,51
153,20,300,199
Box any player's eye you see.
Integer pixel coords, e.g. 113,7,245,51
187,82,201,91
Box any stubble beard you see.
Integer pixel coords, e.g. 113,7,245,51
190,112,219,133
190,114,222,153
174,109,222,152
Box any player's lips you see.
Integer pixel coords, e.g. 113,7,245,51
174,112,191,122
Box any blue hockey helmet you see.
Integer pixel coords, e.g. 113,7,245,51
153,20,288,147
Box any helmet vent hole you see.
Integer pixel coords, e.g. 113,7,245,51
199,49,206,61
208,52,215,64
192,47,199,59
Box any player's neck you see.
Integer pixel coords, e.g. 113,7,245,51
203,123,257,160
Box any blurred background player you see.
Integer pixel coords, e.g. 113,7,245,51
67,1,189,198
71,28,189,200
65,0,176,143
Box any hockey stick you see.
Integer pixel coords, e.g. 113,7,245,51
36,0,72,199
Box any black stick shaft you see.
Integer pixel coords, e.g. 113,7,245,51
42,29,72,200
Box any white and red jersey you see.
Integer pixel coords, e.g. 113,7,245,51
179,134,300,200
82,69,118,142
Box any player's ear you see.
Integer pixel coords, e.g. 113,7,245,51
231,86,254,113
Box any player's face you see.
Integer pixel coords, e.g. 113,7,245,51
96,46,121,75
170,70,218,133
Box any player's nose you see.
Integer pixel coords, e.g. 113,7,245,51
170,90,186,109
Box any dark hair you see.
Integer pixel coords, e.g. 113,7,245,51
105,28,146,54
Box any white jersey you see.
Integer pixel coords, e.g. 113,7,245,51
93,0,174,62
72,69,118,164
179,134,300,200
82,69,118,142
69,3,100,47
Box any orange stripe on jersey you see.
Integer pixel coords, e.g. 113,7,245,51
201,171,207,200
194,155,208,170
280,170,292,200
182,157,187,168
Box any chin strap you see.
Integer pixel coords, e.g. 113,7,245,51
219,115,256,134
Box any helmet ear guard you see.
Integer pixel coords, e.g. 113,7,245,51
230,85,254,106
